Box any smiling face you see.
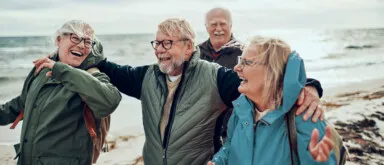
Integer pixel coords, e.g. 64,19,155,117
205,8,232,50
56,30,93,67
234,45,266,99
154,30,192,76
234,37,292,109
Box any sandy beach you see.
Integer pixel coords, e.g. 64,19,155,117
1,78,383,165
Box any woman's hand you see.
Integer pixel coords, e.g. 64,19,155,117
309,126,334,162
207,161,215,165
33,56,55,77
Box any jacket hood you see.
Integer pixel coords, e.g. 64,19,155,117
262,51,307,124
51,40,105,70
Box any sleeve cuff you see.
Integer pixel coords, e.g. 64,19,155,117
306,78,323,98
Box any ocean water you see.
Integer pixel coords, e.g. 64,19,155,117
0,28,383,144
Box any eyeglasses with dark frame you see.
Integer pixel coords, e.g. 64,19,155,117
150,39,189,50
237,56,264,68
65,33,95,48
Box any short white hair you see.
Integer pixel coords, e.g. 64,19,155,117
205,7,232,26
53,20,101,56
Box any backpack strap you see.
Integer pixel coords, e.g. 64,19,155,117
83,103,98,144
285,106,300,165
10,110,24,129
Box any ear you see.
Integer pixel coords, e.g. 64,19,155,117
187,41,194,53
205,24,210,32
185,41,195,60
56,36,62,46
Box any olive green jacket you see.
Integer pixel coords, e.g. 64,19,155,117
0,46,121,165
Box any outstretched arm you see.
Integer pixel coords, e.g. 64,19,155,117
97,60,149,99
0,69,35,125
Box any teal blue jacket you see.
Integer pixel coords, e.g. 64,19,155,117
211,52,336,165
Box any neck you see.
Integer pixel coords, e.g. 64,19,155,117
167,68,183,76
248,95,269,112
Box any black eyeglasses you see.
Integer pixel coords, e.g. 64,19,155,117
150,39,189,50
66,33,95,48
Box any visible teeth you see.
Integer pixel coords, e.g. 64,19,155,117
71,51,82,57
213,31,224,36
159,57,171,61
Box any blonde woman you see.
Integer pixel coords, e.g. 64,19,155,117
209,37,336,165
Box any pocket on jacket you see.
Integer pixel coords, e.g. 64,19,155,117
37,156,79,165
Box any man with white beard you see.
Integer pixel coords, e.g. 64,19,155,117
198,8,244,152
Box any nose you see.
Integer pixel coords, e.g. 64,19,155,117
76,40,85,49
155,43,167,54
215,25,223,31
234,63,242,73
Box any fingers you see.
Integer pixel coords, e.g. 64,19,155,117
35,63,49,76
320,110,325,121
315,148,327,162
296,90,305,106
311,127,334,162
319,142,331,159
207,161,215,165
296,87,322,122
311,105,322,123
296,92,310,116
303,102,317,121
323,127,335,151
309,128,319,157
33,57,55,76
46,71,52,77
33,56,50,66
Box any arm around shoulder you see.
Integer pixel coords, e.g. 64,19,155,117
97,59,149,99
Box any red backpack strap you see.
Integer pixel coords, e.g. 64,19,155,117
83,103,97,144
10,110,24,129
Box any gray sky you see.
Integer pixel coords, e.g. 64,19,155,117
0,0,383,36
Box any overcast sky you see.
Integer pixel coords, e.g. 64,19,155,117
0,0,383,36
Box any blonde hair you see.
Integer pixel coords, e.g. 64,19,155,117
245,36,292,109
54,20,101,56
157,18,196,46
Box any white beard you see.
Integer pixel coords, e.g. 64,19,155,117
158,54,185,74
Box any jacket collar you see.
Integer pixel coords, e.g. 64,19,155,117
233,51,306,125
204,34,240,53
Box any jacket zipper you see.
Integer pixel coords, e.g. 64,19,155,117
161,68,187,165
